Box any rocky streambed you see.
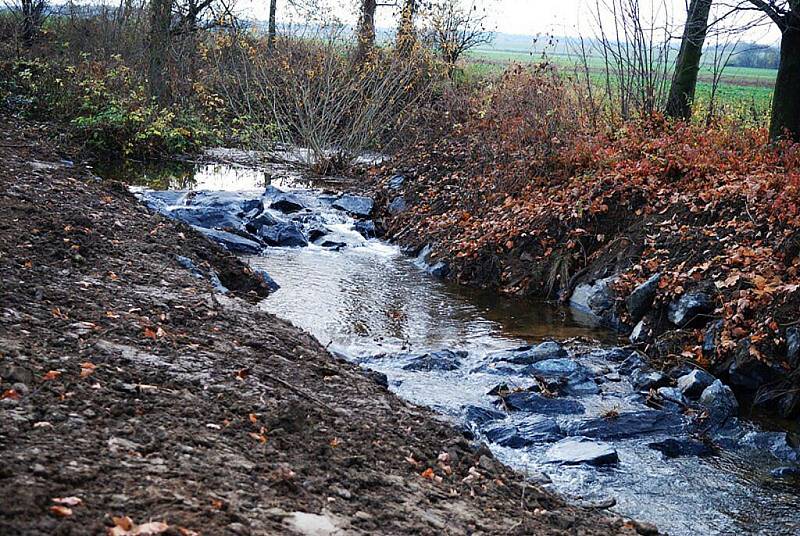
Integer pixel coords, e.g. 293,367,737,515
132,161,800,535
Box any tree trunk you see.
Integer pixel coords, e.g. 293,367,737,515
355,0,377,64
769,24,800,141
148,0,172,104
665,0,712,120
267,0,277,49
396,0,416,58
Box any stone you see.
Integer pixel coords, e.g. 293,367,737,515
266,189,305,213
648,438,714,458
362,369,388,388
727,338,780,390
699,380,739,428
168,207,244,231
667,292,714,327
193,226,262,254
333,194,373,217
703,320,724,356
388,196,407,215
427,261,449,278
562,410,685,440
629,319,649,344
400,350,466,372
655,386,688,411
254,269,280,292
483,418,563,448
787,327,800,368
525,358,579,377
487,341,567,365
543,437,619,466
245,212,279,235
631,369,669,392
562,376,601,396
677,369,715,399
462,405,506,426
354,220,377,239
307,225,329,242
258,223,308,248
388,174,405,189
189,191,262,214
175,255,204,278
570,276,620,328
500,392,585,415
618,353,646,376
626,273,661,322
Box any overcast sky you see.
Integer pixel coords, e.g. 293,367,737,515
258,0,781,46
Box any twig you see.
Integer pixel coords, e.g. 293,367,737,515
263,372,338,413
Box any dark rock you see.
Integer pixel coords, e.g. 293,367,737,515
175,255,204,278
525,358,579,377
627,273,661,322
487,341,566,365
388,196,407,215
727,338,780,391
245,212,279,235
319,240,347,250
562,410,685,440
654,386,688,410
193,226,262,254
787,327,800,368
333,194,373,217
677,369,715,399
629,319,649,344
648,438,714,458
463,405,506,426
699,380,739,428
500,392,585,415
270,195,304,214
570,276,621,328
189,191,262,214
631,369,669,392
169,207,245,231
667,292,714,327
137,189,187,210
362,369,388,388
307,225,328,242
562,376,601,396
354,220,377,239
484,418,563,448
254,269,280,292
543,437,618,466
703,320,724,356
771,466,800,479
401,350,466,372
427,261,450,278
388,174,405,190
739,431,799,462
619,353,647,376
208,271,229,294
258,223,308,248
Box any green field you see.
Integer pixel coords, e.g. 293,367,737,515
464,46,776,116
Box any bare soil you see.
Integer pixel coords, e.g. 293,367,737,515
0,117,640,535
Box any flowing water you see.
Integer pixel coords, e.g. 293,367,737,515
118,159,800,536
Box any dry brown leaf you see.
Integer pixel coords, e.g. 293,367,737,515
49,505,72,517
80,362,97,378
42,370,61,381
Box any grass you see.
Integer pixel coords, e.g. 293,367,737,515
463,47,776,114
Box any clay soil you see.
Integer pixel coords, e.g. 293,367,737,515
0,117,641,535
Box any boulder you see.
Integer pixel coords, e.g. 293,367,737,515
307,225,329,242
654,386,688,410
626,273,661,322
667,292,714,327
570,276,620,328
193,226,262,255
487,341,566,365
333,194,374,217
245,212,279,235
699,380,739,428
484,418,563,448
401,350,465,372
462,405,506,426
388,196,407,215
543,437,619,466
354,220,377,239
499,392,585,415
269,193,305,214
677,369,715,399
525,358,579,377
168,207,244,231
254,269,280,292
388,174,405,190
631,369,669,392
188,191,262,214
727,338,780,390
648,438,714,458
562,410,685,440
258,223,308,248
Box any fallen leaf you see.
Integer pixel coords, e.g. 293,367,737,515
1,389,20,400
53,497,83,506
80,362,97,378
143,328,157,340
49,505,72,517
420,468,435,480
42,370,61,381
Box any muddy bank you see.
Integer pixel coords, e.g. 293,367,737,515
0,119,644,534
369,128,800,423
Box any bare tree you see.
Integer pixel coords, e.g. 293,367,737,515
149,0,173,103
268,0,277,49
743,0,800,140
5,0,48,44
396,0,417,57
355,0,378,62
425,0,492,75
666,0,713,120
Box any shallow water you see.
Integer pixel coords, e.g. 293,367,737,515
122,159,800,536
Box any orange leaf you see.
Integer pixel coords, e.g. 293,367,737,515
42,370,61,381
143,328,157,340
80,362,97,378
420,468,435,480
49,505,72,517
1,389,20,400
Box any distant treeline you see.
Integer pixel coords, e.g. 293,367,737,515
727,44,780,70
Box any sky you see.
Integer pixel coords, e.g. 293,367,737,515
260,0,782,46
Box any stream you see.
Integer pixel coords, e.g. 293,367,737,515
113,158,800,536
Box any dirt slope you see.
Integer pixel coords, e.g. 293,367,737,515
0,117,641,535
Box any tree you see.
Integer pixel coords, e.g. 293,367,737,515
149,0,173,103
268,0,278,49
426,0,492,75
355,0,378,63
7,0,47,44
747,1,800,140
666,0,713,120
396,0,417,57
